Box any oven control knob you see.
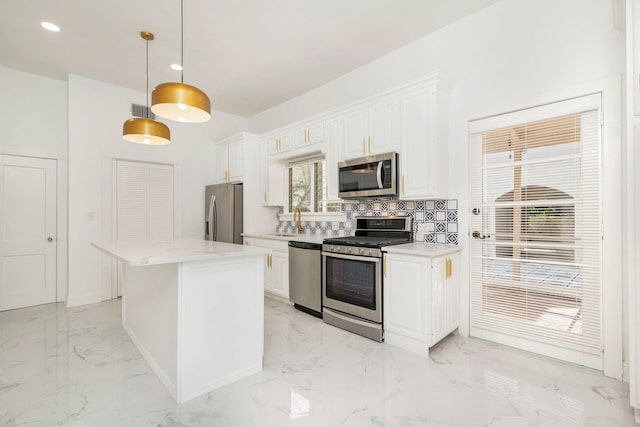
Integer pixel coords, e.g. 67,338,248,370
367,249,372,256
346,247,352,254
359,248,364,255
330,246,334,252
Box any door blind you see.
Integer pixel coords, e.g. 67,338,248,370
469,96,602,362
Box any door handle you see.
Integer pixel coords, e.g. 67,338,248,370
472,231,490,239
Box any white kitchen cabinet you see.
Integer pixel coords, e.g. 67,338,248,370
244,237,289,299
268,132,293,155
215,136,244,183
259,141,285,206
293,122,325,148
324,117,342,202
383,251,459,355
343,97,397,160
398,81,449,200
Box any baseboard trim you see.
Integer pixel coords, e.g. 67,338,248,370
65,293,102,307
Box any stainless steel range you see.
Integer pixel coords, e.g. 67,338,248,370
322,216,412,342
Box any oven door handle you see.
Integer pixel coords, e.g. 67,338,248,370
322,252,381,263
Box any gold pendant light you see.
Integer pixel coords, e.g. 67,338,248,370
151,0,211,123
123,31,171,145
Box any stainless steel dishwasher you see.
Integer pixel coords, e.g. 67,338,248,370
288,241,322,318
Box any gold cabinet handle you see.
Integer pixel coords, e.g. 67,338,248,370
362,137,366,154
402,175,406,195
263,191,267,203
445,258,449,278
368,136,371,153
307,129,311,143
384,257,388,277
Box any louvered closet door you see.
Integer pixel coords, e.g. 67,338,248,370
116,160,174,240
469,94,602,369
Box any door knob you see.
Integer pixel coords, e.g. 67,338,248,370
472,231,490,239
47,237,53,242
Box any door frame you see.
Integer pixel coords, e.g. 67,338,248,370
466,77,622,379
0,153,62,305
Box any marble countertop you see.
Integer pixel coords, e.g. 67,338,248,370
92,238,271,266
382,243,462,257
242,232,325,245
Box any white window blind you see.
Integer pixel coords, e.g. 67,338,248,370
116,160,174,241
469,95,602,366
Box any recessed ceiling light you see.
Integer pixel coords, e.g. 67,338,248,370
41,21,61,32
170,64,183,71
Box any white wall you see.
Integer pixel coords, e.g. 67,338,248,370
247,0,625,372
67,74,247,306
0,66,69,302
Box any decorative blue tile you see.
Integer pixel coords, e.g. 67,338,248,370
447,211,458,222
416,200,424,210
381,202,388,210
373,211,381,216
436,200,446,210
447,234,458,244
366,202,374,211
425,211,435,221
352,203,359,211
426,233,435,243
436,223,447,233
388,211,397,216
398,201,406,210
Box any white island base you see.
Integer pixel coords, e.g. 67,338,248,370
92,239,269,403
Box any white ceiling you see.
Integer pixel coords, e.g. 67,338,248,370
0,0,501,116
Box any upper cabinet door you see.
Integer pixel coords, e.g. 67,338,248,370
268,133,292,155
343,98,397,160
368,98,397,155
324,118,342,202
215,144,228,184
399,83,449,200
343,108,368,159
227,140,244,183
306,122,325,145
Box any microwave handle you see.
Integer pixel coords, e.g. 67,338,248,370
376,161,384,189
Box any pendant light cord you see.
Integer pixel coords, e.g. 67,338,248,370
180,0,184,84
146,36,150,118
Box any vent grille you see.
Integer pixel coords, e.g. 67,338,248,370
131,103,156,120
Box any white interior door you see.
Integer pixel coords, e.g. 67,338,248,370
0,155,57,311
115,160,174,296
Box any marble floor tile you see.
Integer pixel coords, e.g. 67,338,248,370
0,298,636,426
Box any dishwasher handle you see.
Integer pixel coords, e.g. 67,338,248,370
288,241,322,250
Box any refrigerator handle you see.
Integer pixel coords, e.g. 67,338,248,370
212,196,218,241
208,195,215,241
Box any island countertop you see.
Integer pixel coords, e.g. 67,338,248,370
92,238,271,266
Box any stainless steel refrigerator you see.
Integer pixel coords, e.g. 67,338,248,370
205,183,243,244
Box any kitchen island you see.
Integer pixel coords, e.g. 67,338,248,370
92,239,270,403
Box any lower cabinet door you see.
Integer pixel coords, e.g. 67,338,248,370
270,251,289,298
431,256,447,343
384,254,429,342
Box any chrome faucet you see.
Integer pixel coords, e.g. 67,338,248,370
293,207,305,234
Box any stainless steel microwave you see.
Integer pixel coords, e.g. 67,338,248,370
338,152,397,199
